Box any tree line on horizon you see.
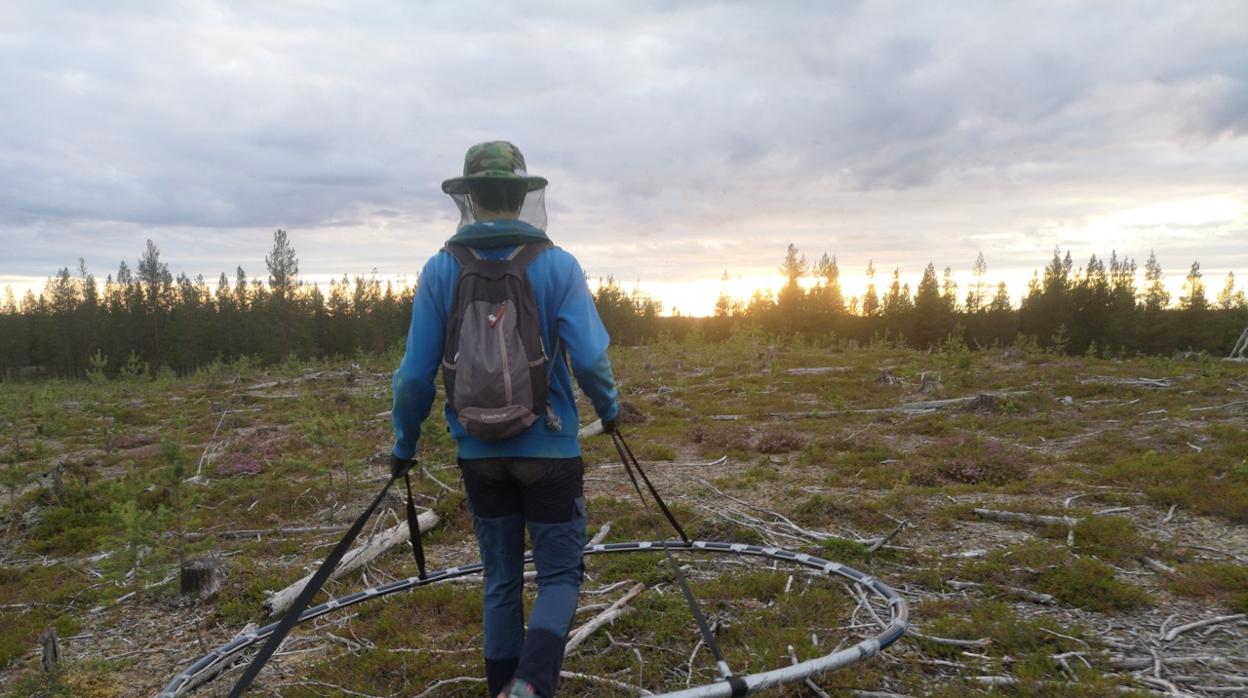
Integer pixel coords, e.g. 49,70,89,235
1,232,1245,380
683,243,1248,356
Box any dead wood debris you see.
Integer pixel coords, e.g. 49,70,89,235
972,507,1077,527
1228,327,1248,360
1077,375,1171,388
785,366,851,375
709,391,1026,421
565,582,646,655
947,579,1055,605
689,476,896,550
183,525,351,541
263,511,439,616
1160,614,1247,643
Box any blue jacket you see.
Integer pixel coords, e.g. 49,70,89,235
391,219,620,460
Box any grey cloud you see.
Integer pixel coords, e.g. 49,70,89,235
0,0,1245,297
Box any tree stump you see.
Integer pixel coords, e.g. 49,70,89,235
961,393,998,414
40,628,59,673
181,558,227,601
618,400,648,425
876,368,900,385
919,371,942,395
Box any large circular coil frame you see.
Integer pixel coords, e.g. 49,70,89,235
159,539,909,698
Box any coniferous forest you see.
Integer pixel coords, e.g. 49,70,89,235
1,231,1245,381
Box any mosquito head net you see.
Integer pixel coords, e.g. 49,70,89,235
442,141,548,231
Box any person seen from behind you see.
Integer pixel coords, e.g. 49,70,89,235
390,141,620,698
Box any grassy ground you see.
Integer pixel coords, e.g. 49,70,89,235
1,335,1246,697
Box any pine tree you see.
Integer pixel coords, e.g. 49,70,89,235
813,253,844,314
1067,255,1111,354
881,268,913,339
776,243,807,331
136,240,172,373
266,229,300,300
777,244,806,308
1143,250,1169,311
1178,261,1210,349
989,282,1011,312
1179,261,1207,312
1105,251,1138,353
862,260,880,318
966,252,987,313
1217,272,1245,310
941,266,958,314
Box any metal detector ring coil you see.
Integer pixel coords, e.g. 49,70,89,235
158,540,909,698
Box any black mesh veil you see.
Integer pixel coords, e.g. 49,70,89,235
449,183,547,232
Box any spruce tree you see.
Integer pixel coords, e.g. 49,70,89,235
913,263,949,347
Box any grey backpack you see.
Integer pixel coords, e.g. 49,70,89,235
441,242,553,441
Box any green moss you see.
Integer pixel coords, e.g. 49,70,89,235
962,541,1151,612
918,598,1089,660
1168,562,1248,611
0,565,92,668
1100,450,1248,522
1069,515,1153,563
817,537,870,562
1037,558,1151,612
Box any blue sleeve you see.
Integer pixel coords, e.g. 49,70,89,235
557,256,620,422
391,255,449,460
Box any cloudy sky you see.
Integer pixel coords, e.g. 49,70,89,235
2,1,1246,315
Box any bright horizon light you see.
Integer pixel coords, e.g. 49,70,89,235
4,255,1240,319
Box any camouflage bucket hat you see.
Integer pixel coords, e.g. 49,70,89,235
441,141,548,195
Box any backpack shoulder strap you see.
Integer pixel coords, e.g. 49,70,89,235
507,241,554,270
443,243,480,267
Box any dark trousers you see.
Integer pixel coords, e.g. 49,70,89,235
459,456,586,698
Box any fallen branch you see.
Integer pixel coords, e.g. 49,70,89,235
788,644,833,698
565,582,646,654
559,670,654,696
246,370,348,391
972,508,1077,527
263,511,439,616
578,419,604,439
1110,655,1230,670
709,391,1028,420
785,366,851,375
1077,375,1171,388
1226,327,1248,360
907,629,992,648
1190,400,1248,413
947,579,1055,605
411,676,486,698
1160,613,1246,642
1139,557,1176,575
867,520,908,553
589,522,612,546
184,525,351,542
275,679,386,698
